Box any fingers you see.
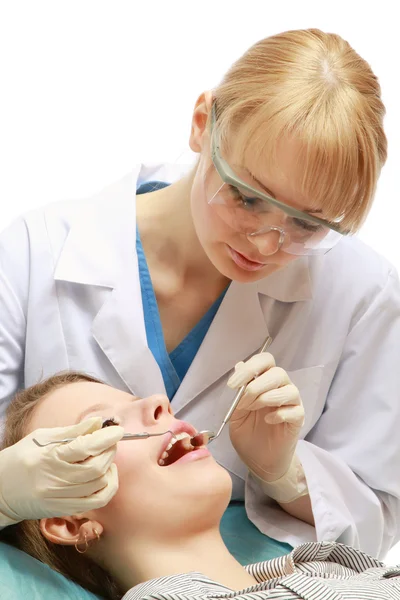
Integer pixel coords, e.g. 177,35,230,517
31,417,104,445
50,461,118,499
82,463,119,510
55,426,124,463
236,373,300,412
227,353,276,389
51,463,120,511
52,445,118,485
263,404,305,428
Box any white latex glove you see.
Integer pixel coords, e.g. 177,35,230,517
228,353,308,503
0,417,124,527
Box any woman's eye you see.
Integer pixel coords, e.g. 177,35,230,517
228,186,262,210
293,218,321,233
102,416,121,428
243,197,261,208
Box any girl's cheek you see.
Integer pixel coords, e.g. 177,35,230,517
114,447,142,475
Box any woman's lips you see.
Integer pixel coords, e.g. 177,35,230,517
227,246,266,272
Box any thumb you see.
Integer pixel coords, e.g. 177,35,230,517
31,417,103,444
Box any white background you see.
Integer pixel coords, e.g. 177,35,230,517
1,0,400,563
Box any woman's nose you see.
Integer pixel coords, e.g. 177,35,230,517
140,394,173,427
247,230,283,256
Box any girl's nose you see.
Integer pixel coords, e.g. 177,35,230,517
140,394,173,427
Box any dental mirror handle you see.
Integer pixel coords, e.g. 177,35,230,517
32,430,175,447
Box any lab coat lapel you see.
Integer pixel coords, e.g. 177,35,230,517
172,281,269,413
92,281,166,398
54,169,166,398
172,256,313,413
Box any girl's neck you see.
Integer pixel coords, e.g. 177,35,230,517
109,527,258,593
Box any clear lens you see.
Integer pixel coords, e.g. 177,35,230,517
205,164,342,256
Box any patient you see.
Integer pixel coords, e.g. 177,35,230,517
1,372,399,600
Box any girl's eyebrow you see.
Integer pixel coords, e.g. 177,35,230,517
76,403,113,424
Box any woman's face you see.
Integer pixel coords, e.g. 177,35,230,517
189,96,325,283
28,382,232,541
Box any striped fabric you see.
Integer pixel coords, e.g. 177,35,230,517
122,542,400,600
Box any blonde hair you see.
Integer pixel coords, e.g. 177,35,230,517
213,29,387,233
0,372,121,599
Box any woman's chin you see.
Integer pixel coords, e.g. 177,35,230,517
207,245,278,283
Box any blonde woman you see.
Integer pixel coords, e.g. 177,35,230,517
0,28,398,561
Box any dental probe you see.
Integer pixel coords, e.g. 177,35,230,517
191,335,273,447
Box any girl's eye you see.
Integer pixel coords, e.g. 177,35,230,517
102,416,121,428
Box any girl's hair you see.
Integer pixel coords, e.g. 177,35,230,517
0,372,121,599
212,28,387,233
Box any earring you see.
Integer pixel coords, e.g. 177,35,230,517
75,529,101,553
75,532,89,554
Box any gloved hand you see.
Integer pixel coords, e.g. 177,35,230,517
228,352,307,503
0,417,124,527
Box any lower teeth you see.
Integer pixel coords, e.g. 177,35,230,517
158,445,195,467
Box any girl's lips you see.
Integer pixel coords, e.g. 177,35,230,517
227,246,266,272
158,421,197,463
167,446,211,466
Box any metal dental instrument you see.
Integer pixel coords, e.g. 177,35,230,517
193,336,273,446
32,430,176,448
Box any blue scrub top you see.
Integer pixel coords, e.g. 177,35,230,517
136,181,227,400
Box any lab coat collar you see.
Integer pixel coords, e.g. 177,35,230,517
255,257,313,302
54,163,313,303
54,169,141,287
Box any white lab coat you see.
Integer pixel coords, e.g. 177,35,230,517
1,164,400,559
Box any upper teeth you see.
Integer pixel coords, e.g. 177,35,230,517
158,432,194,465
165,432,191,452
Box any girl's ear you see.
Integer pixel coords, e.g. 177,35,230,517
40,516,103,547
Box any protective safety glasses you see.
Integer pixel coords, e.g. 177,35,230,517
207,106,348,256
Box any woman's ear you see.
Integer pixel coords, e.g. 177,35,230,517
40,516,104,547
189,91,213,153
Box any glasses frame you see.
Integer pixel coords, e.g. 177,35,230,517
210,105,347,236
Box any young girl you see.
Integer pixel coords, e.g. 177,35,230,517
3,372,400,599
1,372,400,600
